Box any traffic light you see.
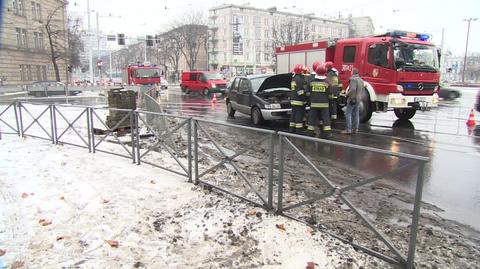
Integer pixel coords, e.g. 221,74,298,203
67,65,72,73
146,35,154,47
117,33,125,45
155,34,160,44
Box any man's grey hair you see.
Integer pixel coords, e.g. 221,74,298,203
352,68,359,75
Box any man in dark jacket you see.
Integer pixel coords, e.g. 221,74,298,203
289,64,308,133
306,62,332,138
342,68,364,134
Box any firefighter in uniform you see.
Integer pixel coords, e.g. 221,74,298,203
289,64,308,133
306,62,332,138
325,61,341,121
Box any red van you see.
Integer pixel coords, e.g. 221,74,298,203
180,71,227,95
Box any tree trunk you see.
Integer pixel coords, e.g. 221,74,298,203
46,25,61,81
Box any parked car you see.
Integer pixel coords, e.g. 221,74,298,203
180,71,227,95
476,89,480,112
226,73,292,125
28,81,81,97
438,83,461,100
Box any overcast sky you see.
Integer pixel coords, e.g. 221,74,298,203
68,0,480,56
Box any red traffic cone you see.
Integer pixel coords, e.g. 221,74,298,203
466,109,476,127
212,93,217,103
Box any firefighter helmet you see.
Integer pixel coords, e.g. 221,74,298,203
293,64,304,75
312,61,321,73
315,63,327,75
325,61,333,69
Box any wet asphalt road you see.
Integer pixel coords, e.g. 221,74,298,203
2,87,479,230
156,86,480,230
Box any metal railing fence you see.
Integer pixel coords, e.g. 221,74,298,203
0,100,430,269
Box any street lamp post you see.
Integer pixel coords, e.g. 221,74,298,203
462,18,478,84
86,0,94,83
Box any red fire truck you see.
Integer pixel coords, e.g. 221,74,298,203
275,30,441,122
122,64,162,85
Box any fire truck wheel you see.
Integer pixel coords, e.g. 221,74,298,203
394,108,416,120
359,90,373,123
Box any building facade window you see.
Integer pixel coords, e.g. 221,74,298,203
16,28,28,47
18,0,25,16
42,66,47,80
36,65,42,80
31,1,41,20
21,29,28,48
33,32,44,49
27,65,32,81
19,65,27,81
16,28,22,46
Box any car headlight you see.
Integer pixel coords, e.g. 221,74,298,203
211,83,217,88
265,103,281,109
396,85,404,92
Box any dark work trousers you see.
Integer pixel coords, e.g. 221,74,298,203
307,108,332,135
292,105,306,130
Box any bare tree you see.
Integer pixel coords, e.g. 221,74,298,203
44,3,67,81
160,32,183,77
271,18,306,48
171,12,208,71
67,17,84,70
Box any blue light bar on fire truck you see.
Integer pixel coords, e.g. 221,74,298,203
382,30,430,41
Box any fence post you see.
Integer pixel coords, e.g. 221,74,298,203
49,104,55,144
135,111,141,165
14,100,20,136
406,161,426,269
52,104,58,144
86,107,92,153
130,110,135,163
18,102,24,137
187,118,192,183
277,134,285,214
267,133,275,210
90,108,96,154
194,120,199,184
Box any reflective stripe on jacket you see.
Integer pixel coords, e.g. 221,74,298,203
308,75,330,107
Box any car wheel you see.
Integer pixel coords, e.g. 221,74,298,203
181,86,186,92
203,88,209,96
448,91,456,100
251,106,264,125
227,101,236,118
394,108,416,120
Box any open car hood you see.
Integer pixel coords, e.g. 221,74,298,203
257,73,292,92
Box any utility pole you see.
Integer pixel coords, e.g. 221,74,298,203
86,0,93,83
462,18,478,84
96,11,101,81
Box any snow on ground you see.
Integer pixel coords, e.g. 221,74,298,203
0,135,380,268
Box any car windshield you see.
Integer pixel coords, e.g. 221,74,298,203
393,42,439,72
134,69,160,78
251,76,269,92
204,73,224,80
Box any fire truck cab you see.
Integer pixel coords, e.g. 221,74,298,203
276,30,441,122
122,64,162,86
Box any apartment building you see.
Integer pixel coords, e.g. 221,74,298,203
0,0,68,85
208,5,350,75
